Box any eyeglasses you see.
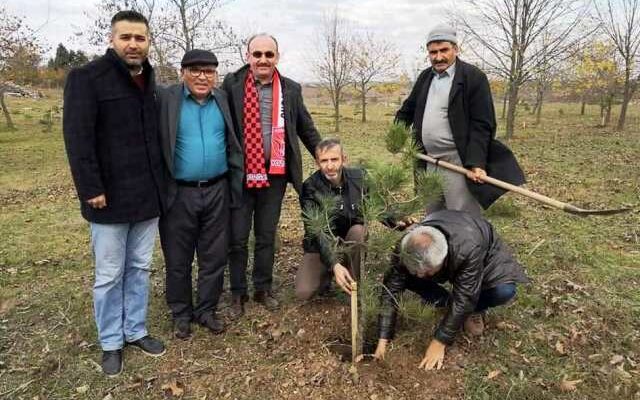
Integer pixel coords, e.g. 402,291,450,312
251,50,276,59
188,67,217,78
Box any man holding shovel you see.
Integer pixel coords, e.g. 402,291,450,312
396,24,524,213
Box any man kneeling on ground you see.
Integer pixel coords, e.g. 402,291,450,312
373,210,529,370
295,138,366,298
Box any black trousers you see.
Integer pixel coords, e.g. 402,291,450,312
159,180,229,322
228,175,287,296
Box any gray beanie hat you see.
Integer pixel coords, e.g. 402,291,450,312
427,24,457,45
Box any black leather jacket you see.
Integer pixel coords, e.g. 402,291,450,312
377,210,529,345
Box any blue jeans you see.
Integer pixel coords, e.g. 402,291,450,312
407,278,516,312
90,217,159,351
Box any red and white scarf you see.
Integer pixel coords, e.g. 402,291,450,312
243,69,286,188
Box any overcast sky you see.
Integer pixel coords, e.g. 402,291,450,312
5,0,451,82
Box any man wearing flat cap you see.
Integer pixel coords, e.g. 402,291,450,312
396,25,524,214
157,49,243,338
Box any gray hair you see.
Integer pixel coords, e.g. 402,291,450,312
400,226,448,275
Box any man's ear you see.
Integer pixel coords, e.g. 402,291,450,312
343,154,348,165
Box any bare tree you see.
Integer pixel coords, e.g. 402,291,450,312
351,32,399,122
595,0,640,131
313,10,354,133
81,0,239,81
0,6,43,130
457,0,592,138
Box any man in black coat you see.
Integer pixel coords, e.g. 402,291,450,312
63,11,166,376
396,25,525,213
157,49,243,339
373,210,529,370
296,139,366,300
222,33,321,318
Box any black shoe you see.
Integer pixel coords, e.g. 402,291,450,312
198,312,225,334
229,294,248,320
173,319,192,340
127,335,166,357
253,290,280,311
102,349,123,377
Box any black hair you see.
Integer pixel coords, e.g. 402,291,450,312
315,138,342,155
111,10,149,28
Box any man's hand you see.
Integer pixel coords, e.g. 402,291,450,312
395,216,418,231
467,167,487,184
418,339,446,370
373,338,388,360
87,194,107,209
333,263,355,294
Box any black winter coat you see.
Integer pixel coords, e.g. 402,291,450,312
396,59,525,209
300,167,366,269
221,65,321,194
63,49,165,223
377,210,529,345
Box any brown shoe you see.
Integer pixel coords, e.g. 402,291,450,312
229,294,247,320
198,312,225,334
464,313,485,336
253,290,280,311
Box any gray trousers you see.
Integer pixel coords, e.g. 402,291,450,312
159,180,229,322
426,151,482,216
294,224,366,300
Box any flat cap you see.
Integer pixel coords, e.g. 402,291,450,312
427,24,457,45
181,49,218,67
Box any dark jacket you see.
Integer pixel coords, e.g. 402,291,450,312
396,59,525,209
300,167,366,268
63,49,165,223
156,83,243,209
377,210,529,345
221,65,321,194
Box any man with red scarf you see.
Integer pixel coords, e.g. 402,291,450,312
222,33,321,318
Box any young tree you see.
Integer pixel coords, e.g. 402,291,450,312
595,0,640,131
457,0,592,138
352,32,399,123
0,6,43,130
313,10,354,133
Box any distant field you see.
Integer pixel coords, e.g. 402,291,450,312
0,90,639,399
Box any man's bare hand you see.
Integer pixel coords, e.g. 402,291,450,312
467,167,487,184
395,216,418,231
333,263,355,294
87,194,107,209
418,339,446,370
373,338,388,360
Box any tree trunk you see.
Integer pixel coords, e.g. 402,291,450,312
580,97,586,116
604,95,613,126
334,89,341,133
535,96,543,125
0,91,15,130
616,65,632,131
501,90,508,120
360,82,367,123
505,82,519,139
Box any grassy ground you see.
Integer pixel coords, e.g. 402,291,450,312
0,92,639,399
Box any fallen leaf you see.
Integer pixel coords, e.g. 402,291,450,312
559,377,582,392
161,380,184,397
76,385,89,394
609,354,624,365
487,369,501,380
554,341,566,355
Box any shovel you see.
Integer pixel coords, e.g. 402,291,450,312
416,153,631,216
